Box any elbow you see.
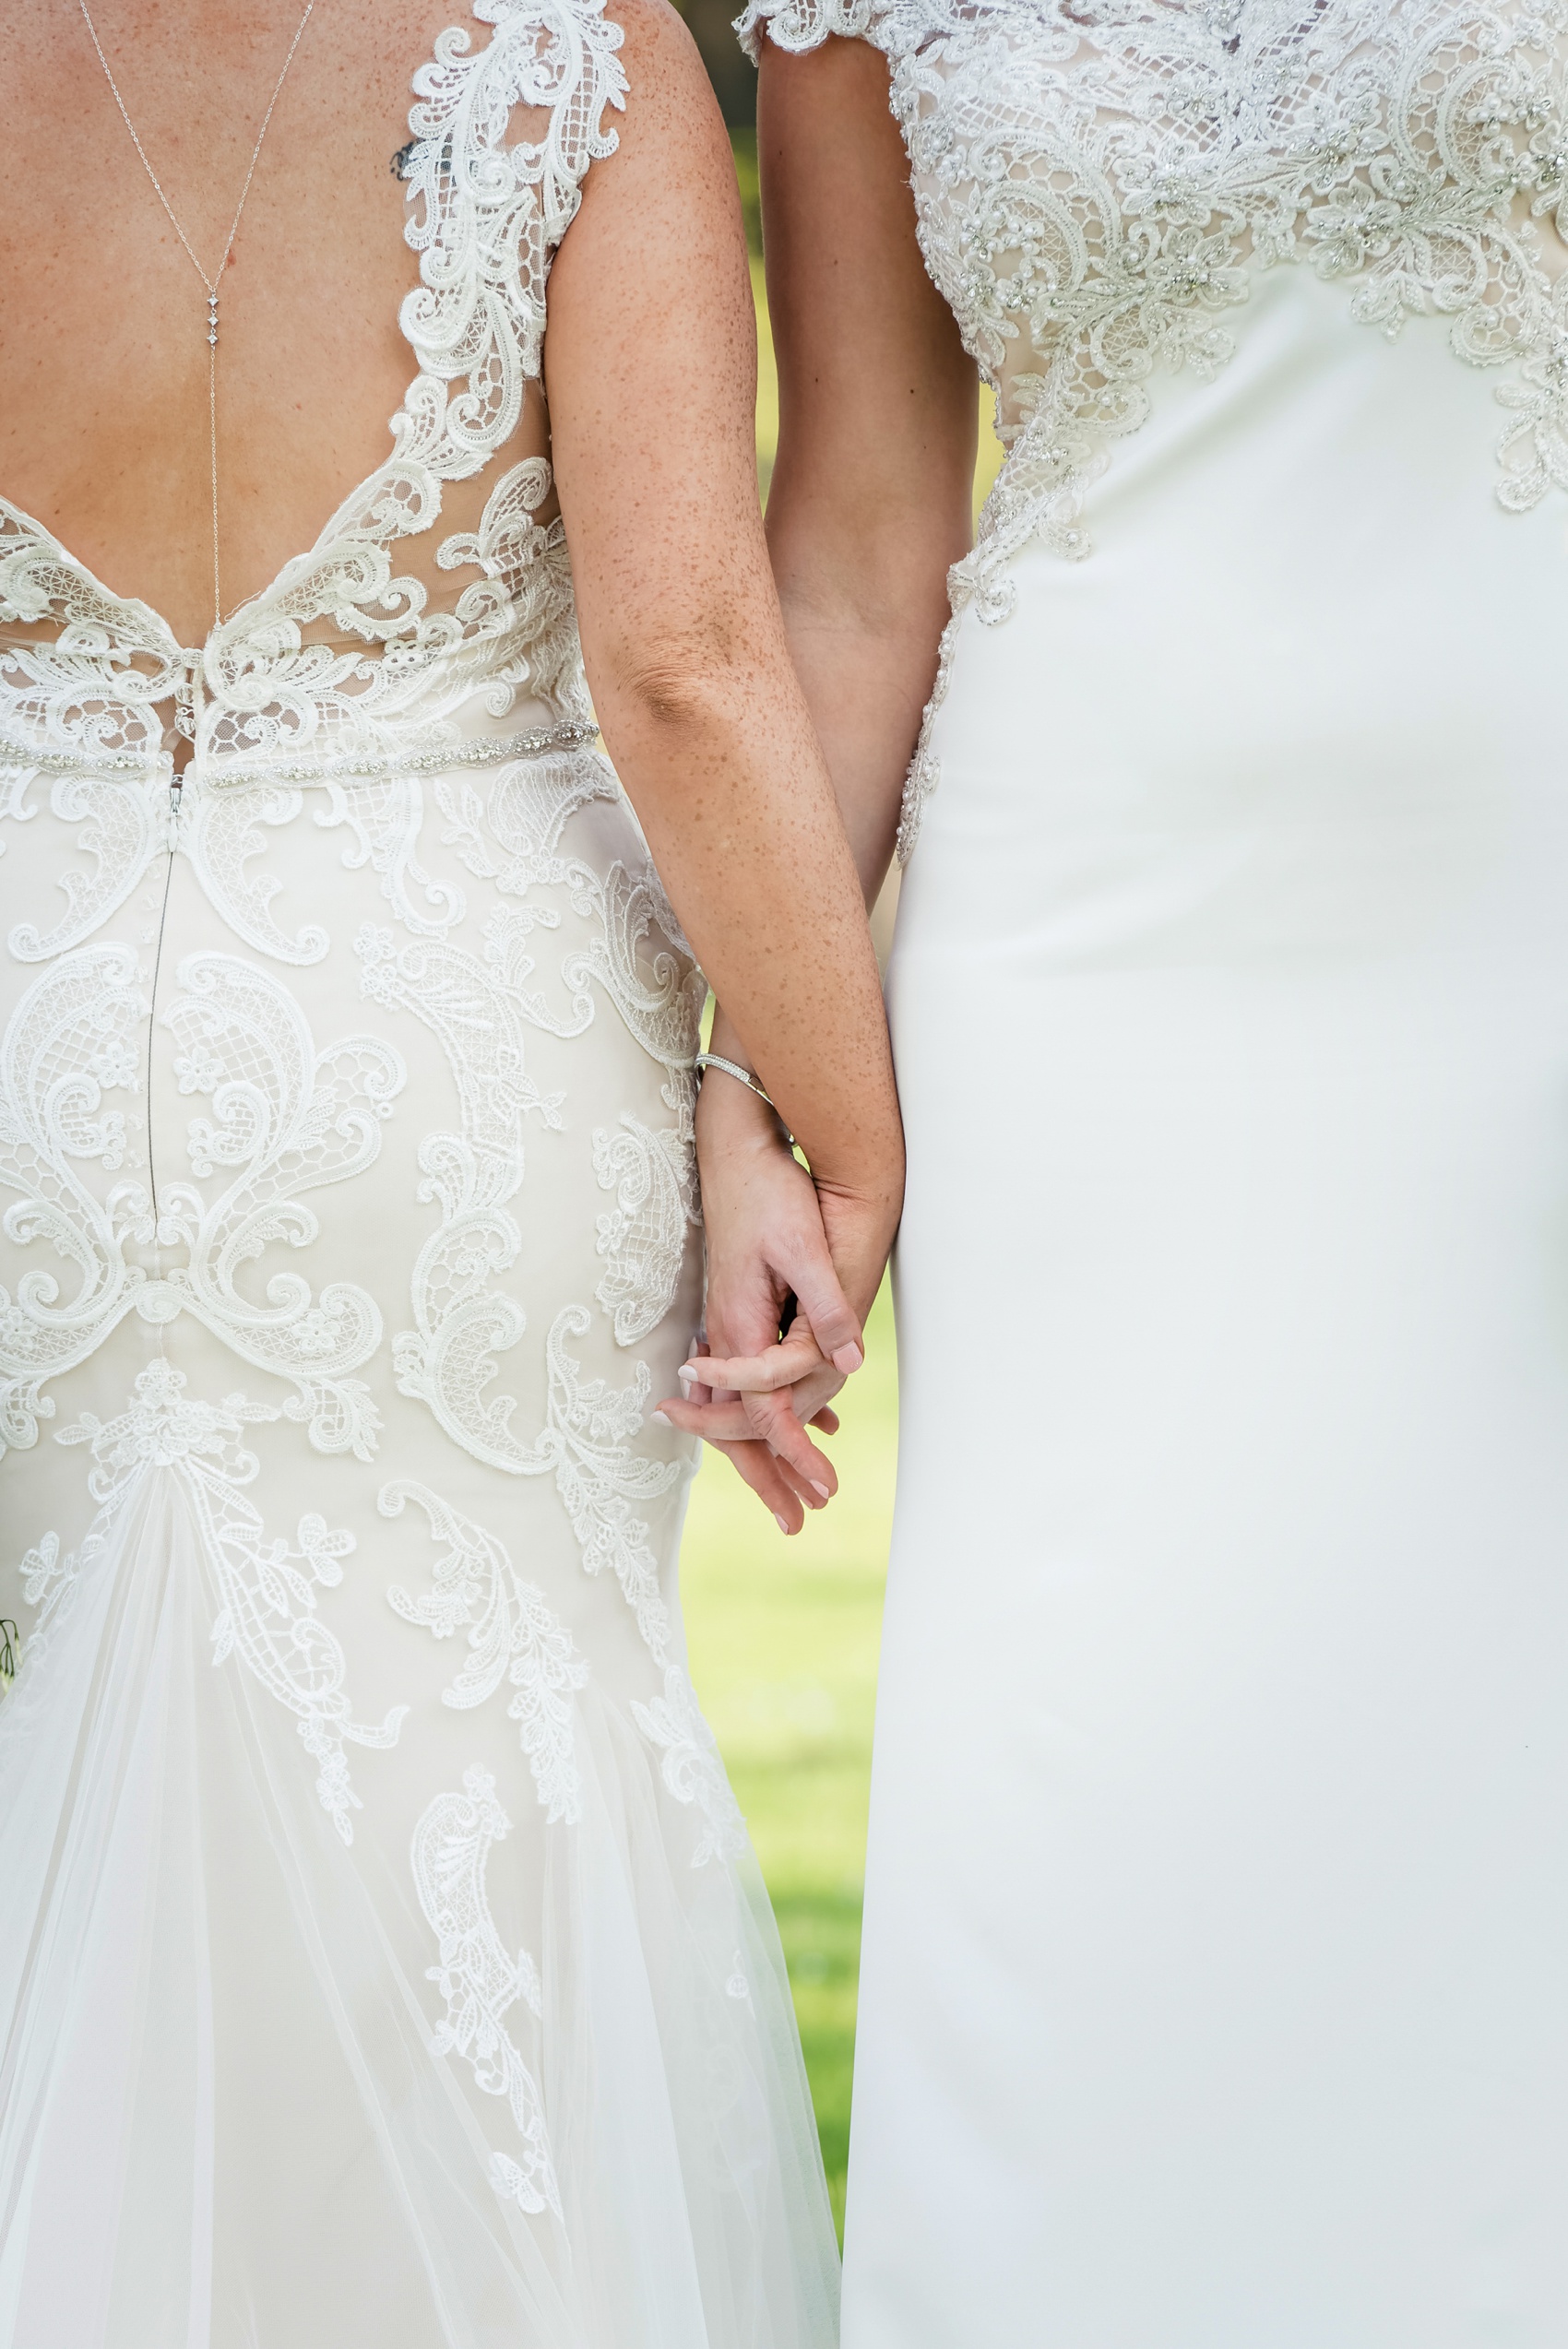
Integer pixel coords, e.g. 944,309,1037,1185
606,620,762,736
617,660,730,735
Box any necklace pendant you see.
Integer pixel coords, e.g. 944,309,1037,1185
207,291,219,348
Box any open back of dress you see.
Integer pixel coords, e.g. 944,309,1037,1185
0,9,840,2343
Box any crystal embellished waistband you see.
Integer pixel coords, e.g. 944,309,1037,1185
0,718,601,787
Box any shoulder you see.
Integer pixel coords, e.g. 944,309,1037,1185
566,0,733,181
598,0,717,108
553,0,739,249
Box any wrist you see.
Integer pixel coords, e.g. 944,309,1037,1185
695,1049,790,1133
695,1058,795,1161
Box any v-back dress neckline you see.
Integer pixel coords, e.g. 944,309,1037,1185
0,0,626,777
4,5,472,662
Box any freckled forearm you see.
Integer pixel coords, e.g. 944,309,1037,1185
593,663,901,1204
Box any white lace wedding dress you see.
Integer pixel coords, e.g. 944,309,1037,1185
0,8,839,2344
742,1,1568,2341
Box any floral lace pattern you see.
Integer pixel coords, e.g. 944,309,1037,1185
412,1764,563,2215
385,1477,588,1822
0,0,755,2248
57,1359,407,1840
0,943,404,1463
739,0,1568,852
633,1661,748,1867
593,1100,701,1346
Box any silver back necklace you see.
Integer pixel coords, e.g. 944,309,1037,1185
77,0,317,632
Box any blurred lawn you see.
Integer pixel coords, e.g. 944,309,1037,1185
679,140,997,2242
682,1278,897,2242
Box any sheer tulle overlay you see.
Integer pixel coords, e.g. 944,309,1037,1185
0,7,839,2342
742,2,1568,2343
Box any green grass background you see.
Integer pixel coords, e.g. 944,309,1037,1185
680,141,998,2240
683,1280,897,2242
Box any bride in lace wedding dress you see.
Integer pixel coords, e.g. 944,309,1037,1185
696,0,1568,2340
0,3,905,2342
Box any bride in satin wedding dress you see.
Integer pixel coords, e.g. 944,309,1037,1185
0,3,904,2342
668,1,1568,2342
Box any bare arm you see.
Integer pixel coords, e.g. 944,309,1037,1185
759,31,977,903
546,1,900,1217
544,2,902,1524
659,34,977,1474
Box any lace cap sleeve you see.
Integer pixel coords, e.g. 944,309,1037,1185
402,0,627,399
734,0,879,67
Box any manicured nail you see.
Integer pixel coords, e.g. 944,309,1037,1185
809,1478,830,1500
676,1362,698,1383
774,1513,790,1535
832,1344,863,1374
651,1409,671,1426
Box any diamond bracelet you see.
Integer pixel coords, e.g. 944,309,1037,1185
693,1052,799,1155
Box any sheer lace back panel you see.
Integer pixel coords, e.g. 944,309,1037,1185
0,0,624,793
739,0,1568,850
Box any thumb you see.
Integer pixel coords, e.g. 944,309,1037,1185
785,1244,865,1378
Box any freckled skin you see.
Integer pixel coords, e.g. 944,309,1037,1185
2,0,904,1530
0,2,457,636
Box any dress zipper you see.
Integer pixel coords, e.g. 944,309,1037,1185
146,769,183,1244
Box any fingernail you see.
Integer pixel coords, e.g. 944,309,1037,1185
676,1363,698,1383
774,1513,790,1535
651,1410,671,1427
809,1478,830,1500
833,1344,863,1374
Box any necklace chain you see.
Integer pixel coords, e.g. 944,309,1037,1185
77,0,316,633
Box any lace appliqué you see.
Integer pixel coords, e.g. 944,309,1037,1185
357,916,566,1465
412,1764,563,2217
736,0,873,54
742,0,1568,856
531,1303,683,1655
0,943,401,1459
0,943,151,1453
592,1098,699,1346
159,954,404,1456
57,1360,406,1837
356,828,699,1583
384,1478,588,1822
576,860,703,1342
435,741,621,901
632,1663,747,1868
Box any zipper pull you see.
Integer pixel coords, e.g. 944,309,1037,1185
168,771,184,848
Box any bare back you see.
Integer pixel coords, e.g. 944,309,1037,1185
0,0,545,646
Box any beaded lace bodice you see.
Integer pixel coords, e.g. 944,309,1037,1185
739,0,1568,850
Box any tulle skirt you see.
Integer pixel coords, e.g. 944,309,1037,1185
1,1429,837,2347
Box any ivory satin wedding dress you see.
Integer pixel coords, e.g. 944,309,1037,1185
0,9,839,2344
742,2,1568,2342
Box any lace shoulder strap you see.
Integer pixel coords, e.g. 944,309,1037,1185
399,0,627,465
196,0,626,666
735,0,883,65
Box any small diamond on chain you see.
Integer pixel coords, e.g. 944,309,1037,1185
77,0,315,627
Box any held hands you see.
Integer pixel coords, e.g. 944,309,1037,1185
656,1059,899,1534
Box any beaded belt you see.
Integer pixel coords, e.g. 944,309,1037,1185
0,718,600,787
